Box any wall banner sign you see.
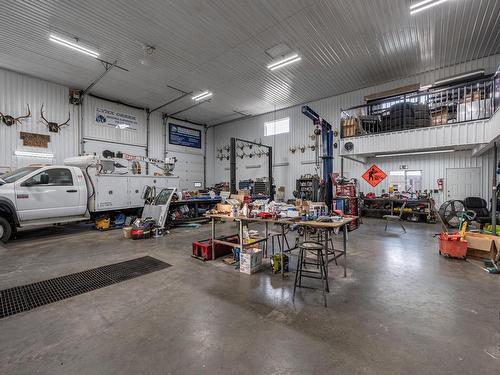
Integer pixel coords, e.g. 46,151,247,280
169,123,201,149
95,107,138,131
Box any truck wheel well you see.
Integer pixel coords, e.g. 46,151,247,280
0,206,15,227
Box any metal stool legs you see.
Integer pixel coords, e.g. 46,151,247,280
293,243,329,307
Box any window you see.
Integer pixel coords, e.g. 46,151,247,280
264,117,289,136
389,170,422,193
26,168,73,186
1,166,40,184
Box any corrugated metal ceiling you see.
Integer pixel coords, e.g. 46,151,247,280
0,0,498,125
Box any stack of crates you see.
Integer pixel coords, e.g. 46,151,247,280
334,183,359,231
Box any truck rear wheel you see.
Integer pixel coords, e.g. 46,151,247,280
0,217,12,243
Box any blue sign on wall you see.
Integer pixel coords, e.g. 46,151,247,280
169,123,202,149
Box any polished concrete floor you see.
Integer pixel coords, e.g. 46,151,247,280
0,218,499,374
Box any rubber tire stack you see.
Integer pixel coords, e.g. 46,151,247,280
414,103,431,128
390,102,415,131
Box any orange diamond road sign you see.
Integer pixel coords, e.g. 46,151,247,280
362,164,387,188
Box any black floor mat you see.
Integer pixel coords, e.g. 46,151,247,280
0,256,170,318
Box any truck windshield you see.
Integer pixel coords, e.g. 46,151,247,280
0,166,41,184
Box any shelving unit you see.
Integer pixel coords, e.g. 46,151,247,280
167,198,222,226
334,182,359,231
296,175,320,201
361,197,436,223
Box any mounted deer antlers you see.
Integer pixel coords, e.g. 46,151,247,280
0,105,31,126
40,104,70,133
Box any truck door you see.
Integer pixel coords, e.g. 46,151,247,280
15,167,84,221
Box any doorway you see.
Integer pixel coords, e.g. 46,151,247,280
445,167,481,200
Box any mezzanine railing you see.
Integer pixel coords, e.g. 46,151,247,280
341,77,498,138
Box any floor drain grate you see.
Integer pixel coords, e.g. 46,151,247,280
0,256,170,319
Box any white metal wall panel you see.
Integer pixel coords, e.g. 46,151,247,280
148,111,165,160
339,120,488,157
0,68,78,170
82,95,147,147
342,150,494,207
209,56,500,199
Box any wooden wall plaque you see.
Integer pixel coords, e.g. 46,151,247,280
20,132,51,148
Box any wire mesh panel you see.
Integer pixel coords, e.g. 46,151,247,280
0,256,170,318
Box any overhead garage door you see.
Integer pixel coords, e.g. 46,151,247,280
170,152,204,190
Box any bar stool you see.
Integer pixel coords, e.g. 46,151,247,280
293,241,329,307
269,229,291,256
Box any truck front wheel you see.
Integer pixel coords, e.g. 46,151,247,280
0,217,12,243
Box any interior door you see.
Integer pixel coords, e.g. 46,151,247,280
15,167,82,221
446,167,481,201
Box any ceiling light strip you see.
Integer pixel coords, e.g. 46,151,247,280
49,35,99,57
410,0,449,14
269,56,302,71
192,91,212,100
195,93,213,101
409,0,435,10
267,53,300,70
375,149,455,158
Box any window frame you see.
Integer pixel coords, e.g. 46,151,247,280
264,117,290,136
24,168,74,187
389,169,422,192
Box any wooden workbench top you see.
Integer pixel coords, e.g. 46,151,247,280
206,214,355,228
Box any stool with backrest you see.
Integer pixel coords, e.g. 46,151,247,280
293,241,329,307
383,201,407,233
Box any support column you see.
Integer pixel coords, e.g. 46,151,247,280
492,142,497,235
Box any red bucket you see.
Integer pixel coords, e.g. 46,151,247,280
438,233,467,259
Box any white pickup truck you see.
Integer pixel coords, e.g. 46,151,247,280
0,155,179,243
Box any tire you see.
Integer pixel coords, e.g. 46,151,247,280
0,216,12,244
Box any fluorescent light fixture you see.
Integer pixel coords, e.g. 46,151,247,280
410,0,436,9
192,91,213,101
375,149,455,158
433,70,485,86
419,84,432,91
410,0,449,14
267,53,301,71
49,34,100,58
15,150,54,159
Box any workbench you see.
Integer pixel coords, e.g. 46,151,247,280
207,214,355,278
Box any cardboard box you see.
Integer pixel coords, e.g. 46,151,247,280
215,203,233,214
464,232,497,260
230,193,246,204
238,189,251,196
240,248,263,274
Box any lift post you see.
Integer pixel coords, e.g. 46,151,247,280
301,105,334,209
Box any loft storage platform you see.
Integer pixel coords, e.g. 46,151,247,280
341,77,496,138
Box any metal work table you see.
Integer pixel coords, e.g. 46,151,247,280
207,214,355,278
